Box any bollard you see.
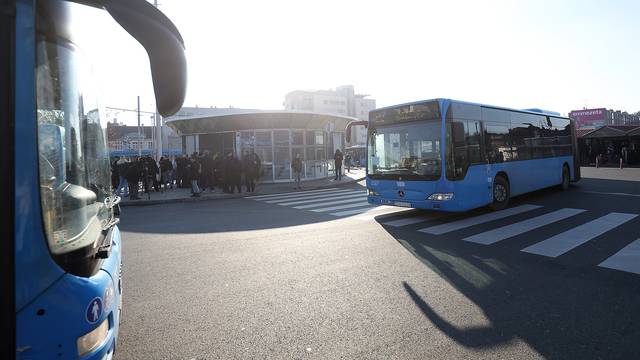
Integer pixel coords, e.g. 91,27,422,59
620,157,623,170
595,156,599,168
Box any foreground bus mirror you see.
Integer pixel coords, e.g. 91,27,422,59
102,0,187,116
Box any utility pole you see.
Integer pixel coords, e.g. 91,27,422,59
154,0,163,161
137,96,142,157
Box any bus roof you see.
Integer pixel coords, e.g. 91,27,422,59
373,98,568,119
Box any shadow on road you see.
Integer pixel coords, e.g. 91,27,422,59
119,183,367,234
394,235,640,359
378,179,640,359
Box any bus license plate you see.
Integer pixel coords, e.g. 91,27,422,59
394,201,411,208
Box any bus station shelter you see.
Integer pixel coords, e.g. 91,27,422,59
165,110,356,182
577,125,640,166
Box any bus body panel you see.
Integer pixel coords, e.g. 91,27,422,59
16,267,119,359
14,0,66,312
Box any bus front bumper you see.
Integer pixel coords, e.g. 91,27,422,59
368,195,465,212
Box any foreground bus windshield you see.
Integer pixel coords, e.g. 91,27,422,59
368,101,442,180
366,99,578,212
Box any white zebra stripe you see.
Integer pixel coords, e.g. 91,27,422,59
311,202,374,213
245,187,338,200
294,196,367,210
522,213,638,258
462,208,586,245
263,189,358,203
330,205,392,217
277,191,366,206
418,204,542,235
599,239,640,275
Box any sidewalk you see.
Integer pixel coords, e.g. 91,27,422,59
580,166,640,182
120,168,366,206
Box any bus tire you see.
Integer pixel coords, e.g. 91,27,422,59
490,175,510,211
560,165,570,191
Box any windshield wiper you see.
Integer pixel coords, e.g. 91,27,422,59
101,195,121,231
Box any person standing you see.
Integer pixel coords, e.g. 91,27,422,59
226,153,242,194
159,156,173,189
110,156,120,191
292,153,303,190
243,151,261,192
124,158,142,200
115,157,129,197
344,153,352,173
334,149,343,181
188,155,201,197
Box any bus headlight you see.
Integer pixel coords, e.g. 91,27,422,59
428,193,454,201
77,318,108,356
368,189,380,196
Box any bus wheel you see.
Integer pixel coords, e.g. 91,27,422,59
490,176,510,211
560,165,570,191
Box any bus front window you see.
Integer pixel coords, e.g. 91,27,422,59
367,121,442,180
36,1,112,262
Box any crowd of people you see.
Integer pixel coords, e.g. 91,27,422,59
110,151,262,200
110,149,359,200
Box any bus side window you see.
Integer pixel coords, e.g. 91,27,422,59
484,123,510,163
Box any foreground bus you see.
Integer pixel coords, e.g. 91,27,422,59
366,99,580,212
2,0,186,358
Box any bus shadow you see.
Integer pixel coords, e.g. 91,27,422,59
386,227,640,359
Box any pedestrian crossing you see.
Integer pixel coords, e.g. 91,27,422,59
246,188,640,276
245,187,410,218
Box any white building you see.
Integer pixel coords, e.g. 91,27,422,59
284,85,376,145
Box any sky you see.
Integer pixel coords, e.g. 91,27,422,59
75,0,640,126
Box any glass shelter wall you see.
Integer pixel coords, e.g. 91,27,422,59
194,129,343,182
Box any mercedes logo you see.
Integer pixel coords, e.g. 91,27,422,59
398,190,405,198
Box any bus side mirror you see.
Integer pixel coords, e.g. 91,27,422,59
104,0,187,116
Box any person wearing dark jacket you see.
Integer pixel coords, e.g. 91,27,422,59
110,156,120,190
243,151,261,192
200,151,215,192
334,149,343,180
124,159,142,200
159,156,173,189
291,153,302,190
225,153,242,194
188,155,202,197
176,155,188,188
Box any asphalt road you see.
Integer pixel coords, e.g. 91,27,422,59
116,175,640,359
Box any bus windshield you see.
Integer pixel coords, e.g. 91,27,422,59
368,121,442,180
36,2,112,256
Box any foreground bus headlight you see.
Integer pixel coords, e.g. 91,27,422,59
368,189,380,196
77,318,109,356
428,193,454,201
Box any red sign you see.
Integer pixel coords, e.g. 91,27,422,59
569,108,606,129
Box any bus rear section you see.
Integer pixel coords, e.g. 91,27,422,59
366,99,578,212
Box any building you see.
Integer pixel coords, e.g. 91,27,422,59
106,123,182,157
569,108,640,129
284,85,376,146
165,107,356,182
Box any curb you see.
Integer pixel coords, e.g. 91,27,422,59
120,176,366,207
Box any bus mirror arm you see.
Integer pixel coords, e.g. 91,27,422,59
345,120,368,143
101,0,187,116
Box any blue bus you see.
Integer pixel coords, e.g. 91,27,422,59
366,99,580,212
2,0,186,358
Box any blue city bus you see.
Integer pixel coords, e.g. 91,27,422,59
366,99,580,212
2,0,186,359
